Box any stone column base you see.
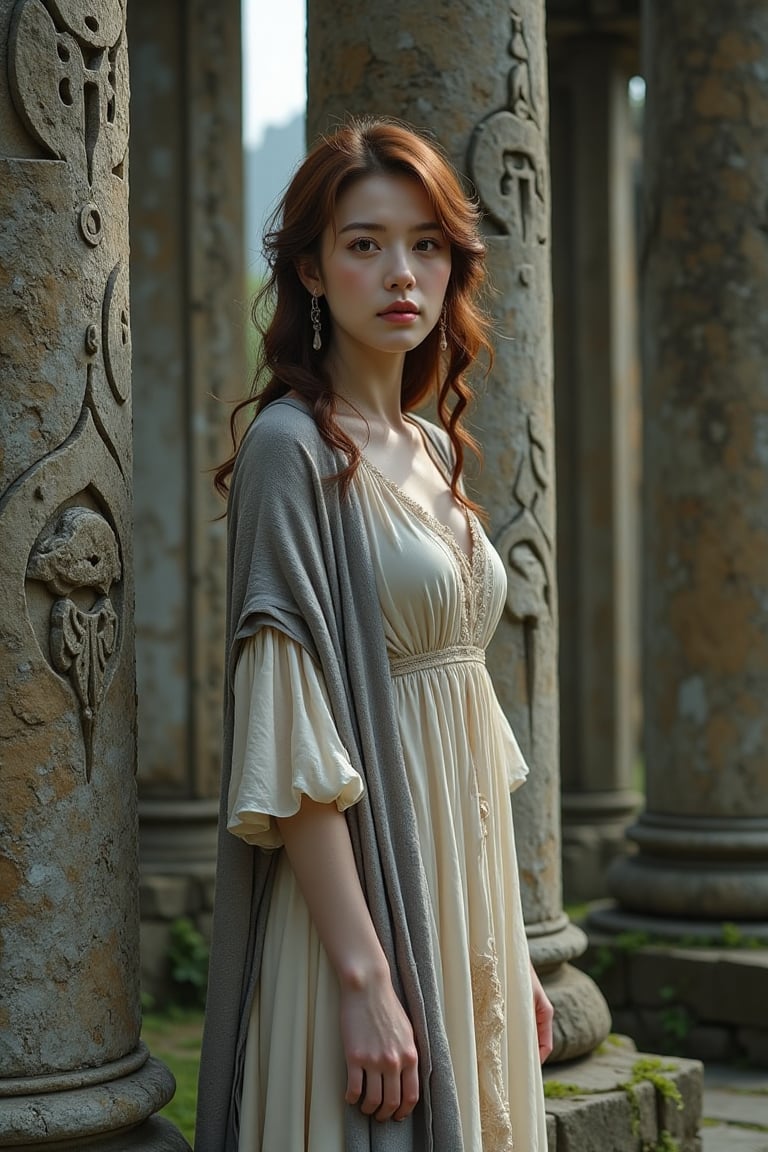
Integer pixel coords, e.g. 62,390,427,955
530,919,613,1061
561,789,642,904
0,1056,189,1150
577,921,768,1067
1,1116,191,1151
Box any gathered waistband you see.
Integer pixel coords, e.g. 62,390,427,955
389,645,486,678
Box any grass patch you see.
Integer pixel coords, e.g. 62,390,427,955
142,1007,204,1145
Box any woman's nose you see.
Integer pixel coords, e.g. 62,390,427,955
385,250,415,291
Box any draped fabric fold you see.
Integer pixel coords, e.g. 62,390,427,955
194,397,463,1152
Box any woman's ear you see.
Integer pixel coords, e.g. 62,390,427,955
296,259,323,297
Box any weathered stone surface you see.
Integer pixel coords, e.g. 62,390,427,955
128,0,244,986
0,1057,175,1145
0,0,188,1144
130,0,243,803
549,37,642,905
543,1045,703,1152
608,0,768,922
578,934,768,1066
308,0,610,1062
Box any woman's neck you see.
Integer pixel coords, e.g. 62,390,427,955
326,345,408,430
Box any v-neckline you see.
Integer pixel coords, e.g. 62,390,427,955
362,417,475,564
358,451,478,579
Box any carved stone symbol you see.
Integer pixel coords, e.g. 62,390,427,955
508,12,535,122
27,506,121,595
79,202,104,246
27,506,122,780
467,9,548,261
495,416,555,747
48,0,124,50
50,596,118,781
9,0,129,183
103,262,130,403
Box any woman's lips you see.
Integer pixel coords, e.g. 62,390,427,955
379,303,420,322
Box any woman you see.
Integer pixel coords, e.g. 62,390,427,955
195,117,553,1152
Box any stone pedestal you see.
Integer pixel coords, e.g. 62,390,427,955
604,0,768,932
549,38,642,904
129,0,244,998
0,0,187,1146
308,0,610,1062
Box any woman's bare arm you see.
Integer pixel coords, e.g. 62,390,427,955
275,796,419,1121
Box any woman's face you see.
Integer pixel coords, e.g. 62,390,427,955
314,172,452,359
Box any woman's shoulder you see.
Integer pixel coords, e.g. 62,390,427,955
236,398,325,475
409,413,454,469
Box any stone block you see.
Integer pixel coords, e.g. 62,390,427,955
546,1110,557,1151
657,1055,703,1144
140,874,197,921
546,1085,650,1151
737,1027,768,1068
627,946,719,1009
543,1045,702,1152
716,952,768,1029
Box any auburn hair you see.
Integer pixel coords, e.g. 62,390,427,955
214,117,493,509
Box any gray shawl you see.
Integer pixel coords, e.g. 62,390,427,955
194,398,463,1152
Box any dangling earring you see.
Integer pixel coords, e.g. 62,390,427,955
311,288,322,351
439,305,448,351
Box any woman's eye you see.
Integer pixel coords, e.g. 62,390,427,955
352,238,376,253
415,238,441,252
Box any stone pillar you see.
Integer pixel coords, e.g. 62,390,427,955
0,0,188,1147
549,38,643,904
129,0,244,996
308,0,610,1061
601,0,768,933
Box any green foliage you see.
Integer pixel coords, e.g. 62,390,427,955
542,1080,587,1099
619,1057,683,1139
645,1131,680,1152
168,918,209,1008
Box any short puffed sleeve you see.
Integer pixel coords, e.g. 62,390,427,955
227,628,364,849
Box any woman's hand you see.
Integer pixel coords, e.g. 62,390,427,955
530,963,554,1063
339,963,420,1122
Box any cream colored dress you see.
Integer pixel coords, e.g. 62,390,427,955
227,458,548,1152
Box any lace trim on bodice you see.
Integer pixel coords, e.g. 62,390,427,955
360,456,492,646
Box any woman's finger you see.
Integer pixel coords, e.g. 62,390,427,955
360,1071,383,1116
393,1061,420,1121
345,1063,364,1105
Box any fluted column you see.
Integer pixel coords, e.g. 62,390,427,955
0,0,188,1146
549,37,643,904
602,0,768,935
308,0,611,1061
129,0,244,992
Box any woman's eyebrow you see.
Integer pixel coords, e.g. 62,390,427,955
338,220,442,233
